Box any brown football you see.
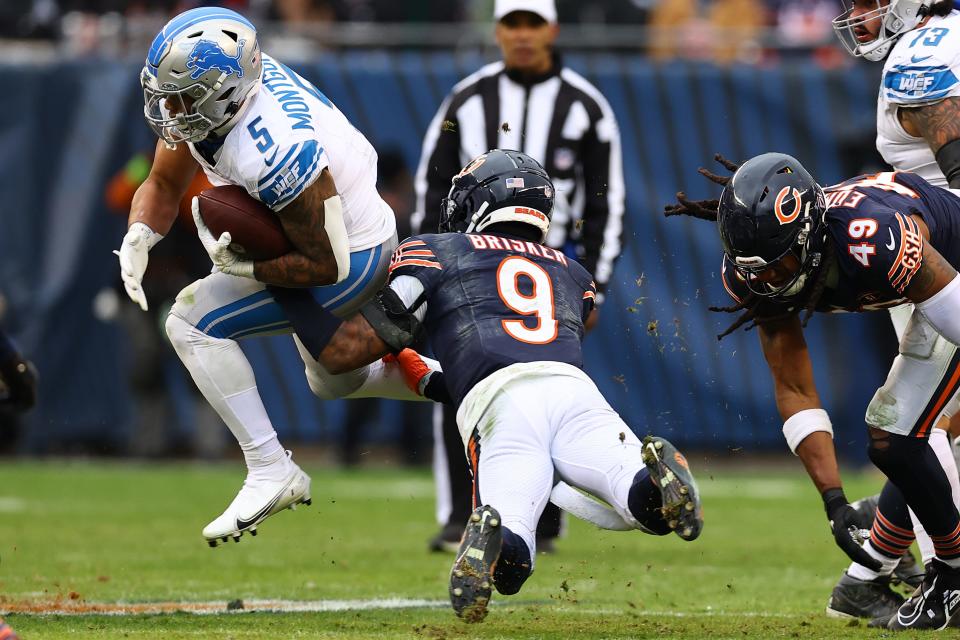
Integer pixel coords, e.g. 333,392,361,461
196,185,294,261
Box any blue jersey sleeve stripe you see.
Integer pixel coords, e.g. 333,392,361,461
883,68,959,102
887,89,956,102
270,161,322,209
263,143,325,209
256,143,301,188
274,148,324,207
889,64,950,72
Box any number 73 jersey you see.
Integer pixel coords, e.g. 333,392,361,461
388,232,597,407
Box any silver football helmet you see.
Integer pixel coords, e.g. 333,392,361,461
141,7,263,145
833,0,936,61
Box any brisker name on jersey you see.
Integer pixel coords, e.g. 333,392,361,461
466,234,568,266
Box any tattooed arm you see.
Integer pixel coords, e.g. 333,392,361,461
317,314,390,374
906,243,959,304
253,168,341,286
901,98,960,188
899,97,960,153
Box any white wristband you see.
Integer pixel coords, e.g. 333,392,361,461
323,195,351,284
128,221,164,250
918,273,960,346
782,408,832,455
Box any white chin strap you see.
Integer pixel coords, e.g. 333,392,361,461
464,202,490,234
469,204,551,243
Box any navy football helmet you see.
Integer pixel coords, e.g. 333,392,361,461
439,150,554,242
717,152,827,300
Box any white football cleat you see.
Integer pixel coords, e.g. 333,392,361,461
203,453,312,547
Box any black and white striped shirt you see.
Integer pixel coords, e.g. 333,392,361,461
413,55,625,302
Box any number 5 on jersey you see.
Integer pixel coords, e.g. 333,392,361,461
496,256,558,344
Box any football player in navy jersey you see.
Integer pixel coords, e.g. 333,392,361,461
667,152,960,630
315,150,703,623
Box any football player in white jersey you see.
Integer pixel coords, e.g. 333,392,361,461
830,0,960,623
116,7,438,546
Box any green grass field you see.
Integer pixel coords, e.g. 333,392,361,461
0,459,929,639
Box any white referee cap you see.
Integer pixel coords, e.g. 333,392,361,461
494,0,557,23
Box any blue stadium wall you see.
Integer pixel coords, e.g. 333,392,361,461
0,53,893,458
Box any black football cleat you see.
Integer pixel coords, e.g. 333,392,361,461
825,571,904,620
887,560,960,630
449,505,502,623
641,436,703,541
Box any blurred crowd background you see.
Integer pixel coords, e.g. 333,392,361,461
0,0,896,465
3,0,843,64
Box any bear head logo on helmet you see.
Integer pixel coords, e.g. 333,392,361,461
717,152,828,301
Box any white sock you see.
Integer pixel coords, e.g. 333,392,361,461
847,541,899,581
166,314,283,471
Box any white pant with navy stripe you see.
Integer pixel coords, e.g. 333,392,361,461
165,236,430,457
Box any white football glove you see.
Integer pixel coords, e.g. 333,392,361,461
114,222,163,311
191,197,255,279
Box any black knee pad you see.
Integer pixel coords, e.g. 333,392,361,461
866,429,926,477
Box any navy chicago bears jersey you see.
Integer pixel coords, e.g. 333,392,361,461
388,232,596,407
722,171,960,312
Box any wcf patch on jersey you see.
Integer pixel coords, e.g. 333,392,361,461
884,66,958,101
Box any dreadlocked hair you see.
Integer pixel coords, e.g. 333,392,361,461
663,153,740,222
664,152,835,340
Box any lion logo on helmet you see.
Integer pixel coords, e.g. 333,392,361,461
186,39,246,80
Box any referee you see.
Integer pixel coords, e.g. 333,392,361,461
414,0,625,552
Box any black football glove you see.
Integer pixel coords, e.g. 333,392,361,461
0,355,37,412
823,488,882,571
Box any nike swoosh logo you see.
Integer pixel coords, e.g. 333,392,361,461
886,228,896,251
263,148,279,166
235,485,288,530
911,54,933,64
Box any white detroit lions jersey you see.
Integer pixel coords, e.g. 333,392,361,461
877,10,960,188
188,53,395,251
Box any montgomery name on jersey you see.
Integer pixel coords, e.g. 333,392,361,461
878,9,960,188
388,231,596,407
722,171,960,313
183,53,395,251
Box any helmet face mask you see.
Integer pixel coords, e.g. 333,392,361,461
439,150,554,242
718,153,827,303
141,8,262,145
733,246,812,299
142,72,217,144
832,0,934,62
